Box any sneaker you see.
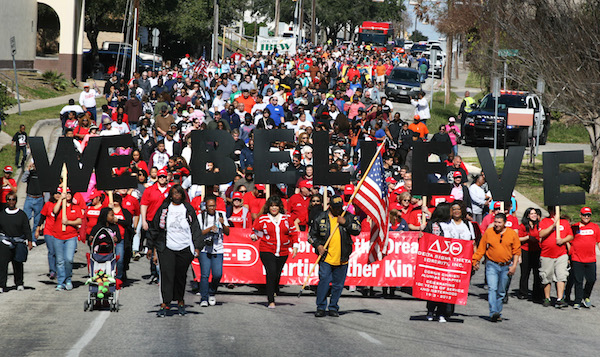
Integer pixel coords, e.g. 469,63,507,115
542,298,551,307
438,316,447,323
17,285,24,291
583,298,592,308
426,313,434,321
328,310,339,317
555,299,568,308
177,305,187,316
55,285,65,291
49,272,56,280
156,307,167,318
65,282,73,291
208,296,216,306
200,300,209,307
0,287,3,293
573,304,581,309
32,242,37,248
195,291,201,296
314,309,327,317
490,313,501,322
133,252,141,261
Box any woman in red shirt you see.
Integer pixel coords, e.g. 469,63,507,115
228,191,252,228
35,191,61,280
52,187,83,291
251,196,298,308
517,208,542,301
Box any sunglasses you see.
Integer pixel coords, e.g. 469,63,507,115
311,200,321,203
158,175,168,178
6,198,16,201
582,214,592,217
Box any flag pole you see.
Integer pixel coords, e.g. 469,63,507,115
298,138,387,297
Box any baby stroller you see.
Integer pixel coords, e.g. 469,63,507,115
84,227,121,312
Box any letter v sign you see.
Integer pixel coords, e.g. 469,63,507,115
475,146,525,203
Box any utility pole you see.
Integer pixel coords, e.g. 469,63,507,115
274,0,281,36
212,0,219,62
130,0,140,79
311,0,316,43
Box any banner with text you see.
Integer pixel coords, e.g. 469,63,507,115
192,229,419,286
256,36,297,55
412,233,473,306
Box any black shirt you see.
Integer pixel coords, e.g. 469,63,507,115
0,208,32,241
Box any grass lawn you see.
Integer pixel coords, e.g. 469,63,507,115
427,91,460,134
465,71,485,89
548,120,589,144
463,155,600,222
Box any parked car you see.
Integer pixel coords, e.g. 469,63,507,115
385,67,421,102
463,91,551,147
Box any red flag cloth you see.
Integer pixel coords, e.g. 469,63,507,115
354,154,390,263
412,233,473,306
193,57,208,77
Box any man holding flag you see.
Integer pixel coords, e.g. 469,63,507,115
309,196,361,317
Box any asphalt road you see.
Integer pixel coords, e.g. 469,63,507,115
1,239,599,357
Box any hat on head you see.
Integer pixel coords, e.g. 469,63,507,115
453,171,462,178
89,190,104,200
255,184,266,191
157,169,168,177
382,105,391,112
3,166,13,173
493,201,502,209
448,117,456,122
330,195,344,208
414,114,420,120
344,184,354,195
103,117,112,125
245,166,254,174
385,177,397,184
298,180,313,189
581,207,592,215
83,83,90,88
182,111,190,117
90,124,99,130
233,192,244,200
57,186,72,193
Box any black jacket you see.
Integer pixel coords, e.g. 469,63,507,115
148,200,204,253
308,211,361,263
133,134,157,163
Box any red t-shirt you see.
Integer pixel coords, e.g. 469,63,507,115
85,205,104,235
517,223,540,252
243,192,265,216
140,183,170,221
480,213,519,233
229,207,252,228
190,196,226,215
40,201,56,237
539,218,573,258
570,222,600,263
122,194,141,217
1,178,16,203
53,203,83,240
287,193,310,227
408,209,426,228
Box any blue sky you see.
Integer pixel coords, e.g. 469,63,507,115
406,3,443,41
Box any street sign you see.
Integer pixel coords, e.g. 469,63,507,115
498,49,519,57
492,77,500,97
10,36,16,56
152,28,160,48
537,78,545,94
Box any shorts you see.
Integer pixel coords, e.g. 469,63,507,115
539,255,569,284
376,75,386,83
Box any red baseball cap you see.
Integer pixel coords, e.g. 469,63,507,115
233,192,244,200
581,207,592,215
453,171,462,178
385,177,397,184
414,115,420,120
344,184,354,195
157,169,168,177
255,184,266,191
89,191,104,200
57,186,72,193
299,180,313,189
493,202,502,209
3,166,13,173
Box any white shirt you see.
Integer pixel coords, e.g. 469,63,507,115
210,97,226,114
198,210,229,254
469,184,487,215
112,122,130,134
411,97,430,120
60,104,84,115
100,127,120,136
166,203,193,252
79,89,100,108
446,220,475,241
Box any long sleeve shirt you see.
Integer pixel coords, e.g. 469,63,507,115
468,184,487,215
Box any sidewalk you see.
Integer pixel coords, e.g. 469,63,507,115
6,92,80,115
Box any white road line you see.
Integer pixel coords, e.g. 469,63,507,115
357,331,382,345
66,311,110,357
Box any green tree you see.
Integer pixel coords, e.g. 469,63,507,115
84,0,128,66
409,29,428,42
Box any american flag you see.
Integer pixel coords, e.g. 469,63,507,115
354,150,390,263
193,56,208,77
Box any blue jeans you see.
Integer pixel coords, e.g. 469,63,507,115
45,234,57,274
15,145,27,167
316,262,348,312
54,237,77,286
199,252,223,301
486,260,511,317
23,196,44,241
452,144,459,156
116,240,125,280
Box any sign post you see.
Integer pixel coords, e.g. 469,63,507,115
429,49,437,112
498,49,518,92
492,77,500,164
151,28,160,72
10,36,21,115
536,78,545,156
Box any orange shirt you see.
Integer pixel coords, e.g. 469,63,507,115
408,122,429,138
473,227,521,264
376,65,386,76
236,95,256,113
